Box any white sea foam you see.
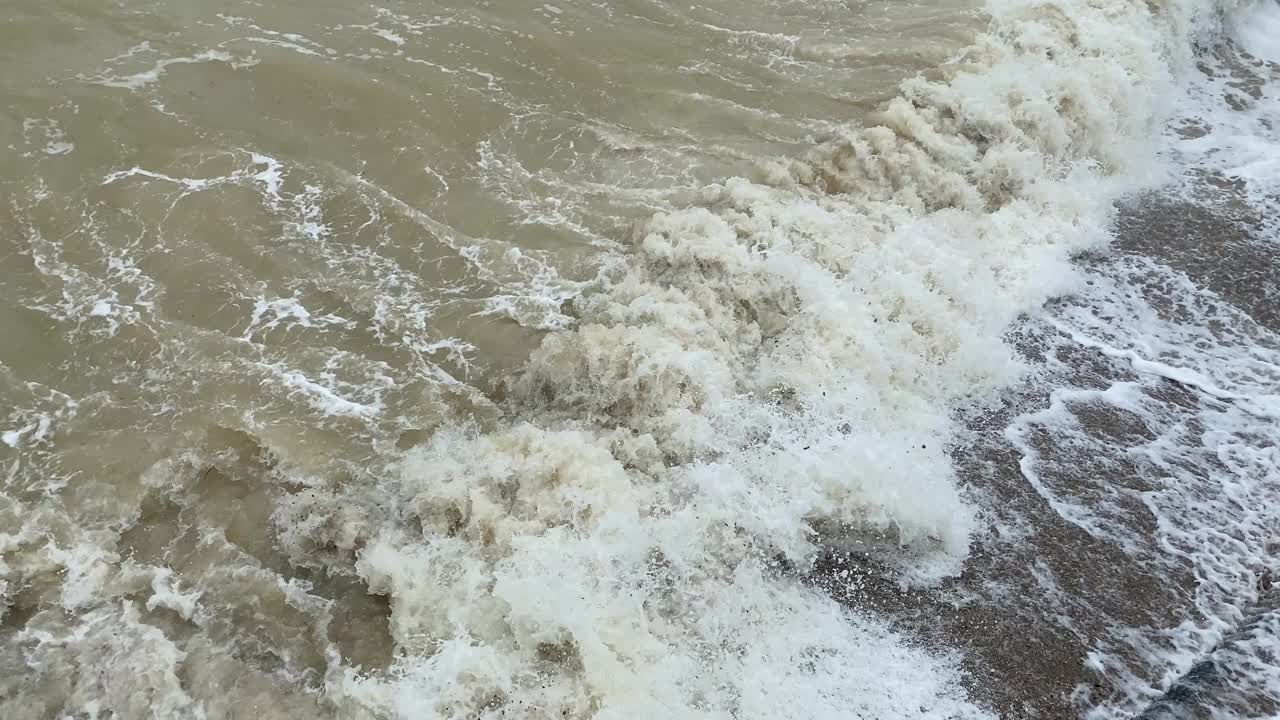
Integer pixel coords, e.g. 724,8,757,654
282,0,1257,717
968,5,1280,713
3,0,1270,717
22,118,74,156
1009,254,1280,718
1075,3,1280,713
1167,1,1280,204
86,49,257,90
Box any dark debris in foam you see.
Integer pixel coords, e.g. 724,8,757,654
806,188,1279,718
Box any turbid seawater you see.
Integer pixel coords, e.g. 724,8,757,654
2,0,1279,718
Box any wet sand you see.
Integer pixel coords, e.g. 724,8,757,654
805,35,1280,716
806,187,1279,718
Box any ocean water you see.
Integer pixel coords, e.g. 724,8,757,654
1,0,1277,718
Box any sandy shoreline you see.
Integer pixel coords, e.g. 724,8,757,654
806,183,1279,718
808,32,1280,716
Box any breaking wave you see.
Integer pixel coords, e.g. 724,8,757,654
2,0,1266,717
307,0,1247,717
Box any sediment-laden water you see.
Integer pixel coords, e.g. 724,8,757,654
1,0,1278,718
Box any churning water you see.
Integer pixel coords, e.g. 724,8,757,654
1,0,1278,718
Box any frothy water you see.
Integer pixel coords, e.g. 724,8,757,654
1,0,1277,718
